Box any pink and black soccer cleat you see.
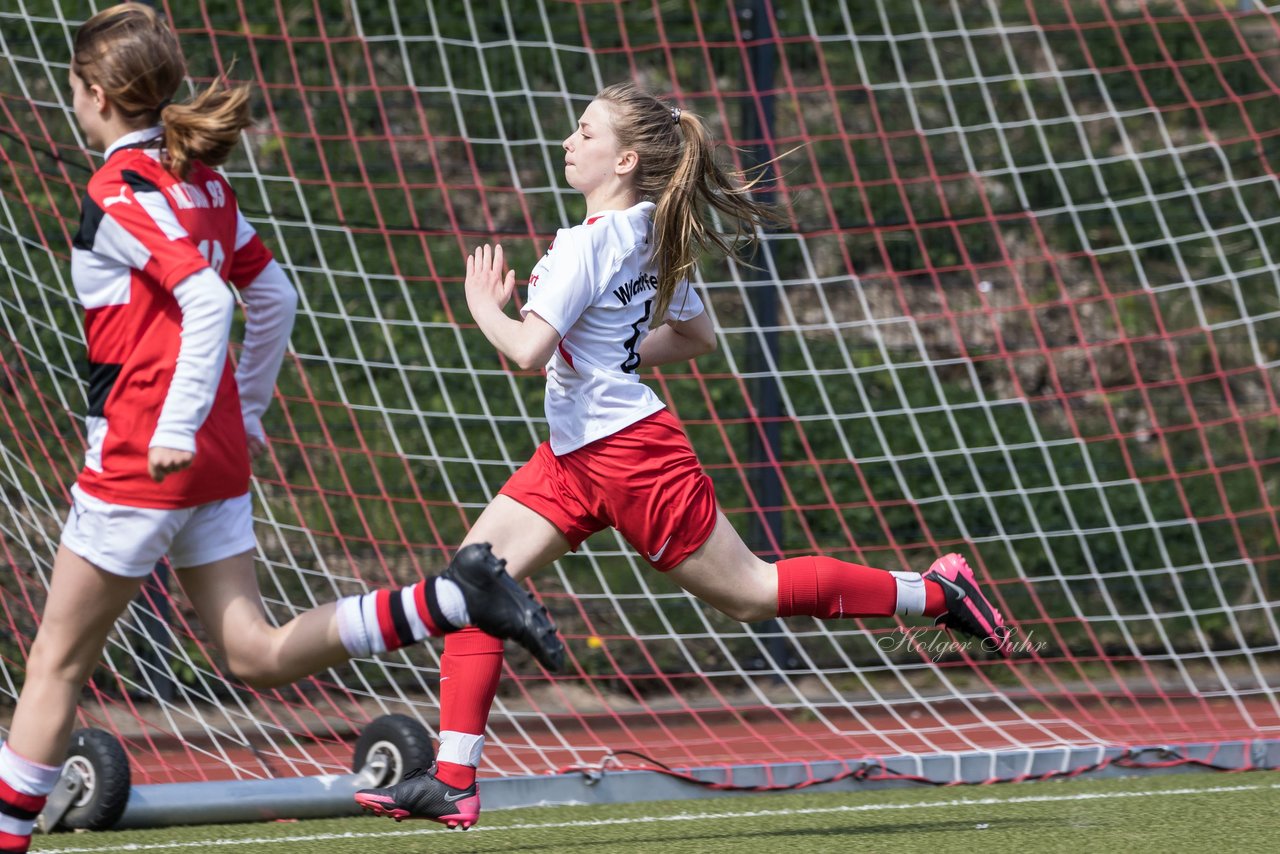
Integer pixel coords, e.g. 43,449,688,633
923,553,1012,656
355,765,480,829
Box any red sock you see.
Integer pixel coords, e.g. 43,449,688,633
925,580,945,617
434,627,503,790
0,831,33,854
775,556,946,618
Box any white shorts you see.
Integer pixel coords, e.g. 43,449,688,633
60,484,257,578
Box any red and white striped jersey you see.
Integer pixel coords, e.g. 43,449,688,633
71,128,273,508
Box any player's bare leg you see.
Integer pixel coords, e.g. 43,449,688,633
668,511,1009,653
665,511,777,622
177,550,350,688
7,546,145,764
0,546,145,851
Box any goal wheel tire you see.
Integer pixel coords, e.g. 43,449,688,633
60,728,131,830
351,714,434,787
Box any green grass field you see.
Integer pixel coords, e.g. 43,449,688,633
33,770,1279,853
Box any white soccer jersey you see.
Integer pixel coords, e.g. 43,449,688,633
522,201,705,455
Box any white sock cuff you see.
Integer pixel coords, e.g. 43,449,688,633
361,593,389,654
336,595,372,657
0,742,61,794
398,586,429,640
435,578,469,628
891,571,927,616
436,731,485,767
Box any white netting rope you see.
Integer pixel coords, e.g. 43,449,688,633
0,1,1277,783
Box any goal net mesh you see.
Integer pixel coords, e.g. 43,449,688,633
1,0,1277,785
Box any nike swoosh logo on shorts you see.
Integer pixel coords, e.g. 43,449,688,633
648,537,673,562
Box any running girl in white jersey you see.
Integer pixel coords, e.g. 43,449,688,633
355,81,1012,829
0,7,559,851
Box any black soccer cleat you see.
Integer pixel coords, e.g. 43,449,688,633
443,542,565,672
355,765,480,828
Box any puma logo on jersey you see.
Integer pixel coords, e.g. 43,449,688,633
613,272,657,305
102,188,132,207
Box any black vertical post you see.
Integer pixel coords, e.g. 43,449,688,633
740,0,793,673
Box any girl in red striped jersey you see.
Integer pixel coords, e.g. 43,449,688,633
0,7,559,849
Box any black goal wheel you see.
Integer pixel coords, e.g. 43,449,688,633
351,714,434,787
60,728,131,830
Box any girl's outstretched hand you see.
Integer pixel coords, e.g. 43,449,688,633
460,241,559,369
464,243,517,315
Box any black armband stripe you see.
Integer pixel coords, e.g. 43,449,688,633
423,580,458,634
121,169,163,195
86,361,122,417
73,194,105,250
0,798,40,822
387,589,415,648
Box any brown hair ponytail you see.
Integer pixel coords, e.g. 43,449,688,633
595,82,781,323
73,3,252,178
159,81,252,179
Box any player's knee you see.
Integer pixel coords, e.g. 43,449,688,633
220,637,287,689
713,595,774,624
714,570,778,622
223,653,287,690
26,640,97,686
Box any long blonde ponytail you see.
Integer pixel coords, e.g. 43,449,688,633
595,82,781,323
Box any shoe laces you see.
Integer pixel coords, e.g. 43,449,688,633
399,766,432,783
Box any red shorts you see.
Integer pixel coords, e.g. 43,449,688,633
499,408,717,571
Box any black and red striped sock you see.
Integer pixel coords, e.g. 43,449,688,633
336,577,467,657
